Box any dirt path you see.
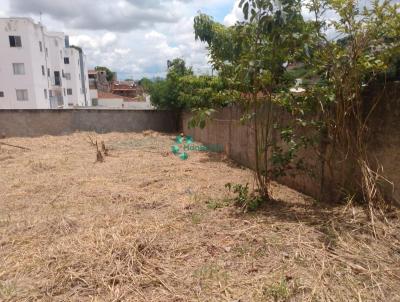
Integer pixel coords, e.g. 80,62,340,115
0,132,399,301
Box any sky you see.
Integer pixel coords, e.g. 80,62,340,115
0,0,243,80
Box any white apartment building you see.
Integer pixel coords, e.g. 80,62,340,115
0,17,90,109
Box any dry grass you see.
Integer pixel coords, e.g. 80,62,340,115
0,131,399,301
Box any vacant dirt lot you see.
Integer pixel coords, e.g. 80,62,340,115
0,132,399,301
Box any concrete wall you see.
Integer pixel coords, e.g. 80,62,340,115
183,83,400,204
97,95,154,110
97,98,125,108
0,109,179,137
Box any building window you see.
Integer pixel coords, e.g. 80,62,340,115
39,41,43,52
16,89,28,101
9,36,22,47
41,65,45,76
47,68,50,77
54,71,61,86
0,91,4,97
49,90,53,98
13,63,25,75
65,73,71,80
63,88,66,96
44,89,47,99
64,57,70,64
60,50,62,58
67,88,72,95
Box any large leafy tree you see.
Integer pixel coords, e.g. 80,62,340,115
138,77,153,92
149,58,193,109
194,0,308,201
178,75,226,109
193,0,400,210
301,0,400,212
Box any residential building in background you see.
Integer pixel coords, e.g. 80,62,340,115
0,17,90,109
111,81,140,99
88,69,152,109
88,69,110,105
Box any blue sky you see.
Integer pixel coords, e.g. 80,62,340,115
1,0,398,79
0,0,241,80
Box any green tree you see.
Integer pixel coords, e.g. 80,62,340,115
138,77,153,92
149,58,193,109
194,0,308,201
167,58,193,77
178,75,227,109
303,0,400,211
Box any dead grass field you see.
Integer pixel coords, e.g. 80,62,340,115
0,131,399,302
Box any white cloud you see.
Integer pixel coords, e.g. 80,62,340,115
114,48,131,55
68,14,213,79
145,30,167,41
1,0,233,78
4,0,399,79
101,32,117,46
223,0,242,26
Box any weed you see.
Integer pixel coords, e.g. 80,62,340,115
319,223,338,249
263,279,291,302
190,212,203,224
0,214,10,227
206,198,231,210
225,183,264,211
0,281,16,300
232,245,250,258
193,264,229,287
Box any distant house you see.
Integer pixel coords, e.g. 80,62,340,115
88,71,149,109
88,69,112,105
111,81,139,98
88,69,110,92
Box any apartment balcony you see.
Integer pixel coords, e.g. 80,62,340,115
49,96,64,109
50,71,62,87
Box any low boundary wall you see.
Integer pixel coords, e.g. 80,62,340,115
183,84,400,204
0,109,179,137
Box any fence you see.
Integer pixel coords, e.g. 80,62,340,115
0,109,179,137
182,83,400,204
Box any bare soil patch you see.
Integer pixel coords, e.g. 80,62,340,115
0,132,399,301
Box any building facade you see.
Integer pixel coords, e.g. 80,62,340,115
0,17,90,109
111,81,139,98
